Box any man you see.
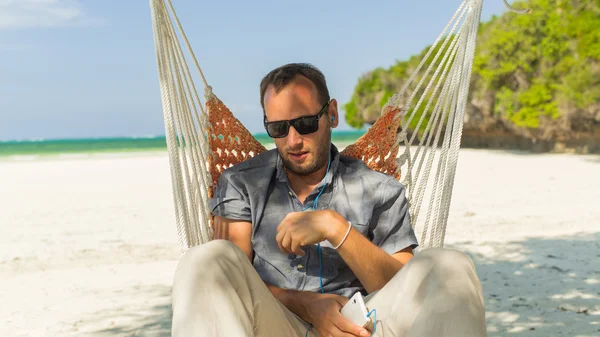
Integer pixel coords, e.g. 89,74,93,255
171,63,487,337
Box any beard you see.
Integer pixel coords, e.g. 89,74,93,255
279,130,331,176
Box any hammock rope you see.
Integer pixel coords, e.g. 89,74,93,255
149,0,529,252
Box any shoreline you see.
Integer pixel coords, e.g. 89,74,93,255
0,149,170,162
3,142,600,163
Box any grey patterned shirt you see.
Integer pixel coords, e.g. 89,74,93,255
209,145,418,297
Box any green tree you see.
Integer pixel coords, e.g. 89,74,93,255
345,0,600,139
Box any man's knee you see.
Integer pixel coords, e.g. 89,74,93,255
413,247,477,277
175,240,247,278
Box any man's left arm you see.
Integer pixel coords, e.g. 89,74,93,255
327,179,418,293
326,211,414,294
276,179,418,294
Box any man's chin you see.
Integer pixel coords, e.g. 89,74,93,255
283,160,315,176
286,165,310,176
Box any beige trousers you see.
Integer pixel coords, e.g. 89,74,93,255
171,240,487,337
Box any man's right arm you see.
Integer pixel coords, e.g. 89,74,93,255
212,215,253,260
209,173,320,316
213,215,311,310
212,216,369,337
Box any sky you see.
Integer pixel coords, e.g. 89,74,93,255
0,0,511,141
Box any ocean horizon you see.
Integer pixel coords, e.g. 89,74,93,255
0,131,366,158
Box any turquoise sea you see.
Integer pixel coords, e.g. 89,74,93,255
0,131,365,158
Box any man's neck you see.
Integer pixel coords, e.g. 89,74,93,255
285,165,328,204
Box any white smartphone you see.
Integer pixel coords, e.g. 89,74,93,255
340,292,370,328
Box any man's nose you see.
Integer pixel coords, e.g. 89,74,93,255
286,126,303,148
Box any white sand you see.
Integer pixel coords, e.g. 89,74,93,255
1,149,599,337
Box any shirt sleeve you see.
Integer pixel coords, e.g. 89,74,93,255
370,177,419,254
209,170,252,222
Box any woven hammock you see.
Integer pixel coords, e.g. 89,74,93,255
149,0,530,252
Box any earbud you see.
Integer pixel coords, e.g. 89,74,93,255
331,116,335,123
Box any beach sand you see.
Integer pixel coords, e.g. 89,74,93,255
1,149,599,337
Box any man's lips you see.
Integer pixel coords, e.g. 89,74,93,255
289,152,308,159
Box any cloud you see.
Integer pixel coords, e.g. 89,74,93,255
0,0,100,30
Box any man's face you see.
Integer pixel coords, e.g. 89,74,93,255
263,76,338,176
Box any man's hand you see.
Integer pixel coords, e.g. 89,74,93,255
304,293,371,337
276,210,343,256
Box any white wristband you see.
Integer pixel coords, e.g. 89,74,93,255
333,221,352,250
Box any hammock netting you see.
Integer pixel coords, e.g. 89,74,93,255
206,95,267,198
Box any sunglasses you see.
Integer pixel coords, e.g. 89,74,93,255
263,101,331,138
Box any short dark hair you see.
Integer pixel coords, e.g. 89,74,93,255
259,63,330,112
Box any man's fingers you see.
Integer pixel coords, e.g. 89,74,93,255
316,325,357,337
336,295,349,307
333,314,370,337
280,232,293,254
275,228,283,250
276,215,289,233
291,240,305,256
331,297,369,337
326,323,360,337
278,212,300,232
275,228,288,254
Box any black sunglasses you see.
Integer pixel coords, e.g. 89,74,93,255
263,101,331,138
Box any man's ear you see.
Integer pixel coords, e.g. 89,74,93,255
329,99,339,128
